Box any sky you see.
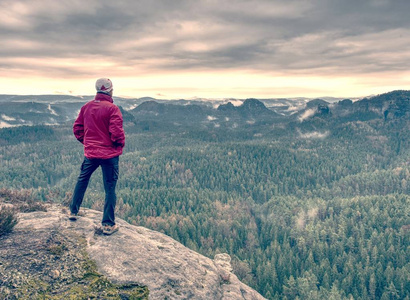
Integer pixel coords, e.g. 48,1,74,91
1,0,410,99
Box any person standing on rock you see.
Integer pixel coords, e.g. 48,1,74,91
69,78,125,235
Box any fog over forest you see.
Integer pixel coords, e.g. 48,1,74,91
1,90,409,299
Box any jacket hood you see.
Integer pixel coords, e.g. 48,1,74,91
95,92,113,103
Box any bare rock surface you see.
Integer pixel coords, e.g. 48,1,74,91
1,204,265,299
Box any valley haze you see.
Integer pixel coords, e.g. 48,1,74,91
0,89,409,299
0,92,375,128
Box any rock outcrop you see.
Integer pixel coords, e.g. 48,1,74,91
0,204,265,299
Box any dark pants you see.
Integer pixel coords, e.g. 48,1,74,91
70,156,119,226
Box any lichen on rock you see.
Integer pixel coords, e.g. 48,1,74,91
0,203,265,299
0,205,148,299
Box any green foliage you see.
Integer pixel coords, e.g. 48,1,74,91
0,188,47,212
71,248,149,300
1,112,409,299
0,125,56,145
2,233,149,299
0,206,18,237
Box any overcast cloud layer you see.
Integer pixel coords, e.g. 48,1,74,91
1,0,410,98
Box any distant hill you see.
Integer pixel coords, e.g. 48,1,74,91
354,90,410,120
0,91,408,128
237,99,280,118
292,90,410,123
127,98,283,131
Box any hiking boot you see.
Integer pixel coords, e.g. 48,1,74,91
103,224,119,235
68,212,78,221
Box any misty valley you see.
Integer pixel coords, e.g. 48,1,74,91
0,91,409,299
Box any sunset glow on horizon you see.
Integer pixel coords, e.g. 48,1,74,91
2,0,410,100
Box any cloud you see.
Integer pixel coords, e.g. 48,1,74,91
48,104,58,116
230,100,243,107
298,108,316,121
0,121,14,128
1,114,16,121
1,0,410,97
298,130,330,139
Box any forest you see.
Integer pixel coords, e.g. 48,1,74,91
0,94,409,299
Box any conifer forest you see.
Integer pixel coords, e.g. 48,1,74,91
0,91,409,299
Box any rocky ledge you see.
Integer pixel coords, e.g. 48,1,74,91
0,204,265,299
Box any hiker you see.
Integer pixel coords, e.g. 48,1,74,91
69,78,125,235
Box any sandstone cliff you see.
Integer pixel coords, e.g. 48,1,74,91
0,203,265,299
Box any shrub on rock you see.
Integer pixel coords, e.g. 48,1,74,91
0,206,18,237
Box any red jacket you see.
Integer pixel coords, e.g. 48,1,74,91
73,93,125,159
